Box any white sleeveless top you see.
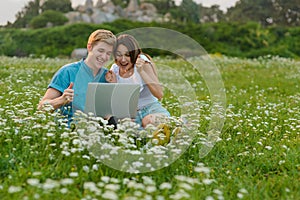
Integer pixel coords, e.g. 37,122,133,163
110,64,157,109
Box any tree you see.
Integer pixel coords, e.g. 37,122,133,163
8,0,72,28
41,0,73,13
29,10,68,29
226,0,300,26
199,5,225,23
171,0,199,23
146,0,176,15
111,0,130,8
10,0,41,28
272,0,300,26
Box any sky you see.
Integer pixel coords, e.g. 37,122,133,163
0,0,239,25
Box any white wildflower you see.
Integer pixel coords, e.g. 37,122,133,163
21,136,32,140
265,146,272,150
46,133,55,137
203,179,215,185
133,190,143,197
145,185,156,193
32,171,42,176
237,192,244,199
179,183,193,190
170,189,190,200
105,184,120,191
69,172,79,177
101,176,110,183
127,181,145,190
174,175,187,182
27,178,40,186
83,182,97,190
60,132,69,138
92,164,99,171
42,179,59,190
102,190,118,200
60,178,74,186
213,189,223,195
82,155,90,160
142,176,155,185
60,188,68,194
257,141,263,146
194,166,210,174
83,165,90,172
72,139,81,145
239,188,248,193
132,161,144,168
8,186,22,193
279,160,285,165
62,150,71,156
159,182,172,190
205,196,214,200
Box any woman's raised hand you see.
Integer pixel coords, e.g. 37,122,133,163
105,70,117,83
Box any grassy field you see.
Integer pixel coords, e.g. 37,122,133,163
0,55,299,200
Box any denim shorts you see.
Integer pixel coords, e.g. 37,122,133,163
135,101,170,126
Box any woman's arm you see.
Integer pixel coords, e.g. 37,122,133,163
136,56,163,100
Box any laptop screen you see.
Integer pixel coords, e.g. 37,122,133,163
84,83,140,119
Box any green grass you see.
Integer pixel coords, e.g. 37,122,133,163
0,55,299,200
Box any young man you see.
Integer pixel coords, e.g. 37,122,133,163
38,29,116,124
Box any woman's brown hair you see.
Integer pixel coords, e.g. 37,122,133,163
113,34,142,64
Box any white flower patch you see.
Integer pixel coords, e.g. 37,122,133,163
8,185,22,193
69,172,79,177
27,178,40,186
178,182,193,191
159,182,172,190
145,185,156,193
101,190,118,200
42,179,60,190
83,165,90,172
46,133,55,137
202,179,215,185
83,182,98,192
60,188,68,194
101,176,111,183
265,146,272,150
194,164,210,175
92,164,99,171
105,184,120,191
169,189,190,200
60,178,74,186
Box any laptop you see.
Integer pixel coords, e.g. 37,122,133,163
84,83,140,119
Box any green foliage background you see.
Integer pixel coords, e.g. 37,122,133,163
0,20,299,59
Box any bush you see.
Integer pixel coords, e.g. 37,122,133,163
1,20,300,58
29,10,68,29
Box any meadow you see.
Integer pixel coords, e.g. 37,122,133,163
0,55,299,200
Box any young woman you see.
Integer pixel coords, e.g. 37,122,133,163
105,34,170,128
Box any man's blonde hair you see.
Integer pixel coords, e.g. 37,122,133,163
87,29,116,47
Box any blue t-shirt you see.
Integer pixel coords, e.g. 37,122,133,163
48,59,108,121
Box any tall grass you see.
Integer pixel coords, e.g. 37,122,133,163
0,55,299,199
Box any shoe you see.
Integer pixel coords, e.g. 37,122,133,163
108,116,118,130
152,123,170,145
